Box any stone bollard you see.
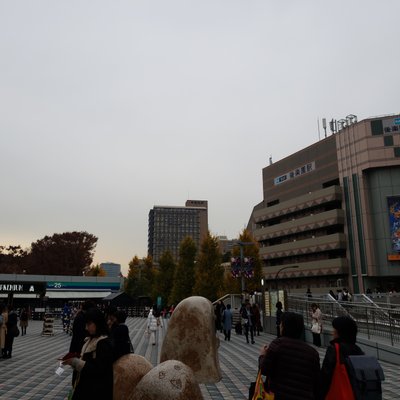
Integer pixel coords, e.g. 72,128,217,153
113,354,153,400
160,296,222,383
129,360,203,400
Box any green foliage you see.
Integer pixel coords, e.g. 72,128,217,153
29,231,98,276
193,232,224,302
224,273,241,294
170,236,197,305
0,245,29,274
85,264,106,277
153,251,176,307
125,255,156,299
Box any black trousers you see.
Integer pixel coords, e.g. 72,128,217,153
224,329,231,341
244,325,254,343
4,334,15,356
312,332,321,347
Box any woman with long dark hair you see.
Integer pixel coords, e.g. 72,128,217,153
259,312,320,399
63,307,113,400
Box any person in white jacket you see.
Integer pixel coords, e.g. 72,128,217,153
147,307,159,345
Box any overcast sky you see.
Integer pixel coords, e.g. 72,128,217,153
1,1,399,275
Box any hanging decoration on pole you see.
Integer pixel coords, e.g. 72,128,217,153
231,257,241,278
231,256,254,278
244,257,254,278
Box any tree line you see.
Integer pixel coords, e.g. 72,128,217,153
0,231,98,276
0,229,262,304
124,229,262,305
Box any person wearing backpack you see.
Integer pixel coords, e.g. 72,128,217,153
321,316,364,399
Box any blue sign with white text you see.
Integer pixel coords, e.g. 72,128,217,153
394,118,400,125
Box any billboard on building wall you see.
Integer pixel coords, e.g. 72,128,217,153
388,196,400,252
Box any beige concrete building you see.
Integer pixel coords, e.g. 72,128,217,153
248,114,400,294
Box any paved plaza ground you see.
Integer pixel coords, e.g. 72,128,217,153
0,317,398,399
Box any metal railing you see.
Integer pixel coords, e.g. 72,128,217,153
287,294,400,346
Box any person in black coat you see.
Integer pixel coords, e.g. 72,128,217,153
4,306,18,358
259,312,320,400
275,301,283,338
241,301,255,344
69,301,95,385
320,316,364,398
108,309,132,362
63,307,113,400
70,301,95,354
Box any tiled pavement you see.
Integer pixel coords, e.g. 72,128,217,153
0,318,398,399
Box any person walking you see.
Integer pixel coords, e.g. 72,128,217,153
63,307,113,400
259,312,321,399
215,300,224,332
311,303,322,347
241,301,255,344
4,306,18,359
147,306,159,345
20,308,29,336
222,304,233,341
275,301,283,337
320,316,364,399
62,303,71,333
252,304,261,336
0,304,8,358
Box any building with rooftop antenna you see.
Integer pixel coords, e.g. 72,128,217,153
248,113,400,294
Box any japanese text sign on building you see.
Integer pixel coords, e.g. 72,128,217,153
274,161,316,186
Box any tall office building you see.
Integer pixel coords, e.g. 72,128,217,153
248,114,400,293
100,262,121,277
148,200,208,262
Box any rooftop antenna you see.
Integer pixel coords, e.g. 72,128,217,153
346,114,357,125
317,117,321,140
322,118,327,138
269,155,273,165
329,119,337,134
338,119,347,131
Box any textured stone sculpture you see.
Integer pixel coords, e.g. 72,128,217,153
113,354,153,400
129,360,203,400
160,296,222,383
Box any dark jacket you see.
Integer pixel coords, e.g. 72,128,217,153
276,309,283,326
70,311,87,353
6,311,18,329
110,323,132,362
320,338,364,398
259,336,320,400
241,307,254,326
73,337,113,400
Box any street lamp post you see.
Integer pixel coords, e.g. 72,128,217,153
261,277,266,330
275,265,299,302
235,241,254,292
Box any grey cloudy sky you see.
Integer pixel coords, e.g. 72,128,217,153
1,1,399,275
